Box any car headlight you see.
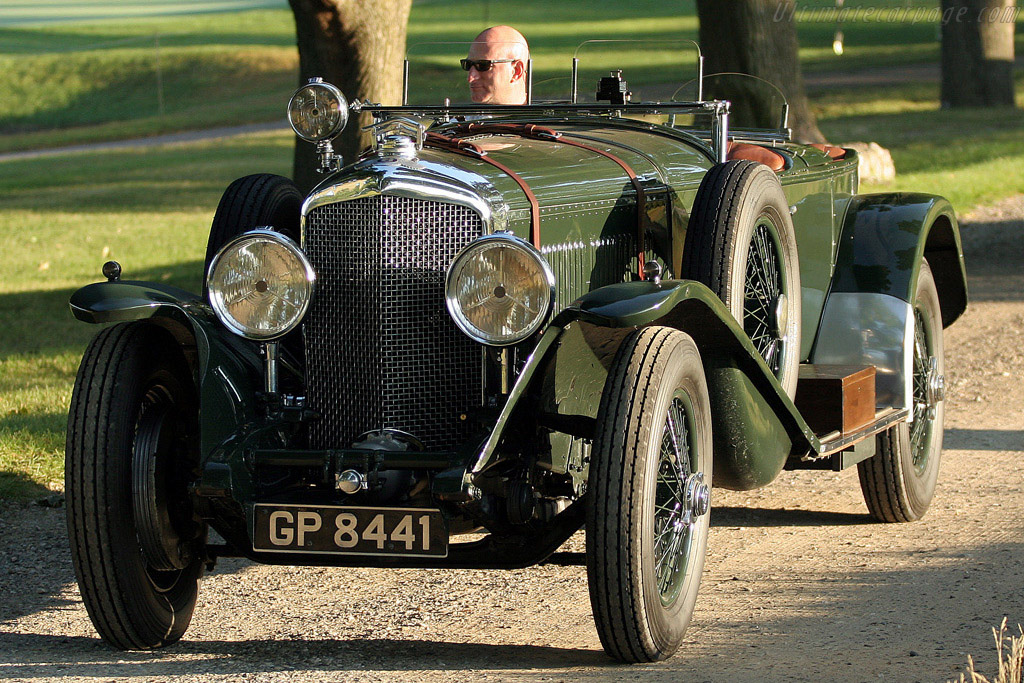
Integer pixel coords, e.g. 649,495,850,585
445,234,555,346
207,230,316,340
287,78,349,142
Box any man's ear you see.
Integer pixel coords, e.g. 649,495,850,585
511,59,526,83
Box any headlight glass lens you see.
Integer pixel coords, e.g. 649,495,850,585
208,231,315,340
287,81,348,142
446,235,554,345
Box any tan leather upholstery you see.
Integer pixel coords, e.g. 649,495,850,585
726,141,786,172
810,143,847,160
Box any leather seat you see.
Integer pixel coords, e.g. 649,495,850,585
810,143,847,160
726,141,786,172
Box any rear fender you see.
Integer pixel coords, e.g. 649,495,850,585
827,193,967,326
470,280,817,492
811,194,967,412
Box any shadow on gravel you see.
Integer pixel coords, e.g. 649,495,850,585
713,506,871,527
0,633,609,678
959,219,1024,303
0,260,202,361
945,428,1024,452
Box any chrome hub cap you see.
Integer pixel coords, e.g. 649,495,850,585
771,293,789,340
925,357,945,419
654,396,707,605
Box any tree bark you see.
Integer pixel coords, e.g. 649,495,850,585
696,0,826,144
941,0,1016,108
288,0,412,192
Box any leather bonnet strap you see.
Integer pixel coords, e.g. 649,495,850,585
424,131,542,249
452,123,648,278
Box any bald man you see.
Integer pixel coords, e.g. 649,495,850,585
463,26,529,105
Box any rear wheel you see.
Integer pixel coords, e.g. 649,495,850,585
858,260,945,522
204,173,302,297
587,326,712,662
682,160,801,396
66,323,204,649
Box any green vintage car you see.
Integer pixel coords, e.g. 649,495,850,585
65,44,966,662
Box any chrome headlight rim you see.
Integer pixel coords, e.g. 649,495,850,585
445,232,556,346
287,79,349,143
207,228,316,341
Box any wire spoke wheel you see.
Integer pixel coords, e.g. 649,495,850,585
858,260,945,523
681,160,801,397
743,217,785,375
909,308,937,472
587,327,712,662
654,396,699,605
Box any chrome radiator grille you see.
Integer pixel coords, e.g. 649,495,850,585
303,195,484,450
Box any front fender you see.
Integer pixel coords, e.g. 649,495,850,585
470,280,819,491
70,280,207,324
69,280,263,493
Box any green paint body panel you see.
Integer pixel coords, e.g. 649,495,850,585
477,280,820,491
828,192,968,327
409,117,858,360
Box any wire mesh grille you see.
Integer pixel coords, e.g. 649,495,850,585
304,195,484,450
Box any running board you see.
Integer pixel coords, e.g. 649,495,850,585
787,407,908,471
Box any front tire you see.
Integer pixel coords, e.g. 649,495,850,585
66,323,204,649
858,260,945,522
587,326,713,663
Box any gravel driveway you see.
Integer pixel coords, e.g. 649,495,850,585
2,197,1022,683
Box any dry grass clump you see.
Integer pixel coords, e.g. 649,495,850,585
955,619,1024,683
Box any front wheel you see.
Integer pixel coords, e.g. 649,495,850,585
66,322,205,649
858,260,945,522
586,326,713,662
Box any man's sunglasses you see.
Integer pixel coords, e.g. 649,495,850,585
460,58,516,72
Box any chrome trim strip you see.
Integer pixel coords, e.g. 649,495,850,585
300,158,509,247
810,292,913,412
813,407,909,457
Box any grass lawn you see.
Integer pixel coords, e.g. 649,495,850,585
1,0,1022,500
2,0,1022,151
0,131,293,499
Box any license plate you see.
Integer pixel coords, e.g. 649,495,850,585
253,504,447,557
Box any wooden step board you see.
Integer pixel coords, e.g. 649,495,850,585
795,364,876,437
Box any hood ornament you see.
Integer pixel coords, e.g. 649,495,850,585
366,117,426,160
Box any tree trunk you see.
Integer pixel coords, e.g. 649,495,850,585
696,0,826,144
288,0,412,192
941,0,1016,108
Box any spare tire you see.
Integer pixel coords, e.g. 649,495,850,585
203,174,302,298
681,160,801,397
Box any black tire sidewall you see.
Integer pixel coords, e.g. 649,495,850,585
901,261,944,514
587,326,713,662
203,174,302,297
639,336,713,653
67,324,202,648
